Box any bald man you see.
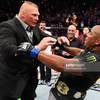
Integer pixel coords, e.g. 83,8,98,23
66,25,83,48
0,1,57,100
67,25,77,41
37,25,100,100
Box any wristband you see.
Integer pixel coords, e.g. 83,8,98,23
30,48,40,58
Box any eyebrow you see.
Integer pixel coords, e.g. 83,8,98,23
32,13,39,16
68,29,75,31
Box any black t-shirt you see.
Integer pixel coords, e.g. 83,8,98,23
70,38,84,49
51,51,100,100
54,37,84,58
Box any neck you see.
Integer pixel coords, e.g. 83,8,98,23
68,37,74,41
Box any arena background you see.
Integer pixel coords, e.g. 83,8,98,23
0,0,100,100
0,0,100,36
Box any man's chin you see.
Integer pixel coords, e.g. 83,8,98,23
31,23,37,27
32,24,36,27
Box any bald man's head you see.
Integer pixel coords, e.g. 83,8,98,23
19,1,38,15
67,25,77,40
17,1,40,27
91,25,100,40
85,25,100,49
68,25,77,31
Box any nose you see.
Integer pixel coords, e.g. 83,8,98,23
36,16,39,21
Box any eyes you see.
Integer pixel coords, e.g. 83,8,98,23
68,30,75,32
32,14,39,17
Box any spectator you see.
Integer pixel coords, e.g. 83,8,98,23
38,20,52,86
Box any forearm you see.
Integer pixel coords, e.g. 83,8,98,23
38,51,80,73
38,51,65,72
63,46,84,56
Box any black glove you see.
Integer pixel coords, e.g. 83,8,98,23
17,42,33,56
52,40,69,50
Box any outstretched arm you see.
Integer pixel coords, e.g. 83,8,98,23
63,46,84,56
38,51,83,76
53,36,84,56
17,41,83,76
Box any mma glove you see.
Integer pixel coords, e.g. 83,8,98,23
52,40,69,50
17,42,40,58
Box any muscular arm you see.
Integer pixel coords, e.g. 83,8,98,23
63,46,84,56
52,43,84,56
38,51,83,75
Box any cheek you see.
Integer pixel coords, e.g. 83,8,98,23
85,36,92,44
25,16,32,22
29,17,34,21
28,15,35,21
89,37,96,45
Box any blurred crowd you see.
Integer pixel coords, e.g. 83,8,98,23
39,0,100,28
0,0,100,35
